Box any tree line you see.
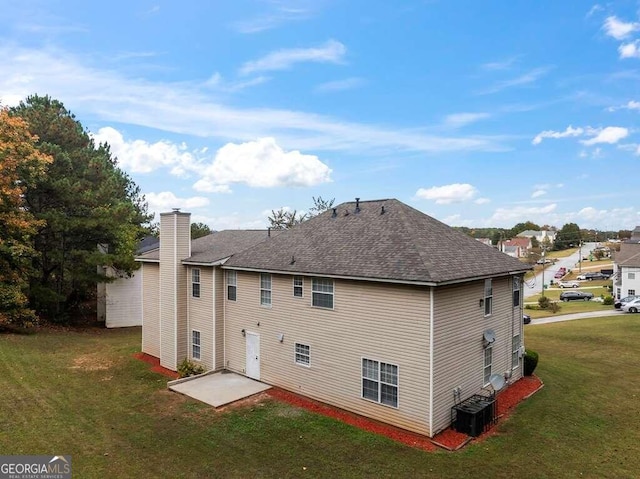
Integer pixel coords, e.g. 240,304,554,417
1,95,150,327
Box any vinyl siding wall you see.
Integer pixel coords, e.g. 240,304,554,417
141,263,160,358
224,272,432,435
159,212,191,371
105,270,142,328
214,268,225,370
431,276,523,435
187,266,215,370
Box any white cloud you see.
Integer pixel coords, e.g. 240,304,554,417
233,2,315,33
239,40,346,75
618,40,640,58
475,197,490,205
479,66,552,95
443,112,490,128
532,125,584,145
490,203,557,223
531,190,546,198
603,16,640,40
480,56,519,71
0,44,508,155
610,100,640,111
91,127,198,175
581,126,628,145
192,137,332,193
315,77,364,92
415,183,478,204
146,191,210,216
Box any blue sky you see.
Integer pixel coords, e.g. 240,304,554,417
1,1,639,232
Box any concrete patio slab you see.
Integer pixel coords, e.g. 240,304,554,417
168,371,271,407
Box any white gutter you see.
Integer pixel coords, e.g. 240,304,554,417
429,286,434,437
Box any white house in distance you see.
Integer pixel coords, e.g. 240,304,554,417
136,198,531,437
516,229,556,245
613,226,640,300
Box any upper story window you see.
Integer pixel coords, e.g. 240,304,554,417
260,273,272,306
512,276,521,307
312,277,334,309
191,268,201,298
293,276,304,298
227,270,237,301
629,272,636,280
484,279,493,317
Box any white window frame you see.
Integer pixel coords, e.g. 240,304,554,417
192,329,201,360
191,268,201,298
512,276,521,308
294,343,310,367
260,273,272,306
293,276,304,298
512,334,521,369
312,277,334,309
484,279,493,317
629,289,636,296
361,358,399,408
483,346,493,385
227,270,237,301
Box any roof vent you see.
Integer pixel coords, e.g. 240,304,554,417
172,208,181,212
381,205,385,215
355,197,361,213
332,208,337,218
268,227,271,237
290,255,295,265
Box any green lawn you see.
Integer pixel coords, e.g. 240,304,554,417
1,321,640,478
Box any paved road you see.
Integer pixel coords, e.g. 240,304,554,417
523,242,598,298
528,308,625,325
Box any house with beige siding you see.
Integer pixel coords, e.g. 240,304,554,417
138,199,531,437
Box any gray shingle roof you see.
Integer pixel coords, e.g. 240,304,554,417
136,230,273,263
224,199,531,284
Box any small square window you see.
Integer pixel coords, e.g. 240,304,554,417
629,272,636,280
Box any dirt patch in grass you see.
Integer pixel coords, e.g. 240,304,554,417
70,353,114,371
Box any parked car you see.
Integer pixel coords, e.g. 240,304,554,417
621,298,640,313
558,280,579,288
576,274,587,280
584,272,609,280
523,314,531,324
616,295,640,309
554,271,565,279
559,291,594,302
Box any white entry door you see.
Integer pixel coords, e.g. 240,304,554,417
245,332,260,380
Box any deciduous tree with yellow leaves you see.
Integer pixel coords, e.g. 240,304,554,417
0,107,52,326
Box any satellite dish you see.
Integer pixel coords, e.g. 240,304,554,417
489,374,506,392
483,329,496,346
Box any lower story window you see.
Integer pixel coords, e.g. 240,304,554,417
295,343,310,366
192,330,201,360
362,358,398,407
512,335,521,369
483,346,492,385
629,289,636,296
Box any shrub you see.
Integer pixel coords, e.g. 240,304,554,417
523,349,539,376
538,296,550,309
603,295,614,305
548,301,561,313
524,304,533,310
177,359,205,378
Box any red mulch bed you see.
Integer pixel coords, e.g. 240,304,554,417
133,352,180,379
268,375,543,452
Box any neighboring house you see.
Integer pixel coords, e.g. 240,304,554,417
500,237,532,258
516,229,556,244
137,199,531,437
97,237,159,328
613,226,640,299
475,237,493,247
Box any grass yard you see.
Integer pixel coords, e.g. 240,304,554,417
524,281,614,318
2,321,640,478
